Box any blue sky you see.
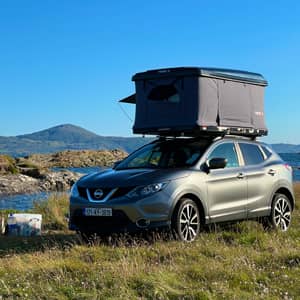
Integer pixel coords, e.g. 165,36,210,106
0,0,299,144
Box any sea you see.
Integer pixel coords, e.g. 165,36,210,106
0,154,299,211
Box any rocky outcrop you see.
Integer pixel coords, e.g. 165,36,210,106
21,149,127,168
0,149,126,196
0,174,39,195
0,171,82,196
39,170,82,192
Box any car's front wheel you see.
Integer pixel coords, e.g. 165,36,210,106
172,198,200,242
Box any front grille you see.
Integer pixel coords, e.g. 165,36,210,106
77,186,135,201
88,188,113,201
78,187,88,199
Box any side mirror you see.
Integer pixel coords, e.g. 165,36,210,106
207,158,227,170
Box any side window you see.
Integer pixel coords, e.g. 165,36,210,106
261,145,273,159
208,143,239,168
239,143,264,165
148,84,180,103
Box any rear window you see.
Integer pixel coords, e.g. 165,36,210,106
239,143,264,165
261,145,273,159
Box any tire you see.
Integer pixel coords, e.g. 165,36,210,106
172,198,200,242
267,193,292,231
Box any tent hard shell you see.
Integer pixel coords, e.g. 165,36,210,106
120,67,268,137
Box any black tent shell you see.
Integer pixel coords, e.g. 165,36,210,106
132,67,268,86
120,67,268,137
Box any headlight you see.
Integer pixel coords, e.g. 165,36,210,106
70,183,79,197
126,182,168,199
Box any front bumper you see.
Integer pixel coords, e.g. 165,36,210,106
69,210,170,234
69,188,174,234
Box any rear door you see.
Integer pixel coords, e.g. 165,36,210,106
205,141,247,222
237,142,276,218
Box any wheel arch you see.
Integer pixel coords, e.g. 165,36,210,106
171,193,207,226
273,187,295,210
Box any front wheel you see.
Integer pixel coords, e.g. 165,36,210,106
267,193,292,231
172,198,200,242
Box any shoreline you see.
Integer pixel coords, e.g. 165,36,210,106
0,170,82,197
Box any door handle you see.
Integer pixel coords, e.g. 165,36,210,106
237,173,245,179
268,169,276,176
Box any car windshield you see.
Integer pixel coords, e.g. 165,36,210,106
115,139,209,170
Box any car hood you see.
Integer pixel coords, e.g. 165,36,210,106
77,168,190,188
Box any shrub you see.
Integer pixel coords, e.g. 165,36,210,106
33,193,69,230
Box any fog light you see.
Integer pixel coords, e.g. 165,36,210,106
136,219,150,228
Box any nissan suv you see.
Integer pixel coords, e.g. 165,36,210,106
69,136,295,241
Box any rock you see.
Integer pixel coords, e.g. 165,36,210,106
23,149,128,168
0,174,40,196
39,170,82,192
0,171,83,196
0,149,126,196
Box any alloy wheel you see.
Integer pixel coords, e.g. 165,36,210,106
178,201,200,241
273,196,291,231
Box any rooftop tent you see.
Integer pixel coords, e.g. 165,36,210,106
120,67,268,137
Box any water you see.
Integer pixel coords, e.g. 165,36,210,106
279,153,300,181
0,154,299,211
0,192,50,211
51,166,103,174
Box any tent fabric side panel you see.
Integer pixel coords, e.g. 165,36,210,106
218,80,253,128
197,77,219,127
133,77,199,131
250,85,267,130
133,81,147,130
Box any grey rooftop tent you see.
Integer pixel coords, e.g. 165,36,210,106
120,67,268,137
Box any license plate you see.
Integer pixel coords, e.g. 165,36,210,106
84,208,112,217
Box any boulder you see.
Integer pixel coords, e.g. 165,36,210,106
0,171,82,196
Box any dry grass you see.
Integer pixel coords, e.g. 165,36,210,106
0,184,299,299
33,193,70,230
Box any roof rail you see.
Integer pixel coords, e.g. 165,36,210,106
222,135,256,141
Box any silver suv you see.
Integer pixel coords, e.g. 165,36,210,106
69,136,295,241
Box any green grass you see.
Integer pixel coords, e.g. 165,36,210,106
0,185,299,299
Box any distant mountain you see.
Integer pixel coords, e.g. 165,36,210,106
18,124,99,143
0,124,299,157
270,143,300,154
0,124,151,157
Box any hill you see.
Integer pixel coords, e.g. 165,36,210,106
0,124,151,156
18,124,99,143
0,124,299,156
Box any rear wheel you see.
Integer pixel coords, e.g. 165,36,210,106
265,193,292,231
172,198,200,242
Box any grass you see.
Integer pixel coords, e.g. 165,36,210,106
0,185,299,299
33,194,70,231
